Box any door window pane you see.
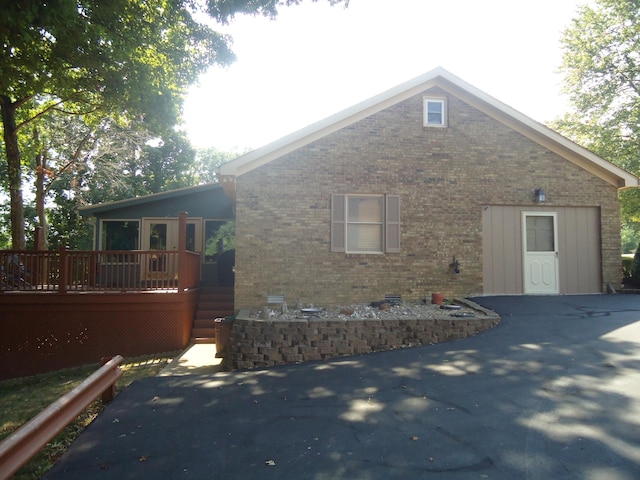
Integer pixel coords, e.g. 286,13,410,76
149,223,167,250
186,223,196,252
526,216,554,252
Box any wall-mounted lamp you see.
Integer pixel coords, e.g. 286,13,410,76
449,256,460,274
534,188,546,203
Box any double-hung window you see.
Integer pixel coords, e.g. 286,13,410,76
331,194,400,253
423,98,447,127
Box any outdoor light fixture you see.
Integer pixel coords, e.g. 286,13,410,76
534,188,546,203
449,256,460,274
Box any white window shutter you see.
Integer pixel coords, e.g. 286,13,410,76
331,194,346,252
385,195,401,253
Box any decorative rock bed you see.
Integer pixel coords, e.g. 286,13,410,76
222,298,500,371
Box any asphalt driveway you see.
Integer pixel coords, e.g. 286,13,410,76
44,295,640,479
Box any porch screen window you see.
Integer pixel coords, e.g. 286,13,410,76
204,220,235,263
424,98,446,127
101,220,139,250
331,194,400,253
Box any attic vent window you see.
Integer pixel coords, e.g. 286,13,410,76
423,98,447,127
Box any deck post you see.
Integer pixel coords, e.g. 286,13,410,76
178,212,187,293
58,246,68,294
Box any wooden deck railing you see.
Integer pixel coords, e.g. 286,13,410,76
0,248,201,293
0,356,123,480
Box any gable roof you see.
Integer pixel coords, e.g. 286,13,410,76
79,183,222,216
219,67,638,189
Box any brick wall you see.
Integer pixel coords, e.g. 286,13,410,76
223,301,500,370
233,87,621,308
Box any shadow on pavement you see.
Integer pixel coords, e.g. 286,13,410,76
44,294,640,479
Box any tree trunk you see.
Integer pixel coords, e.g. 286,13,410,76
0,95,25,249
34,128,48,249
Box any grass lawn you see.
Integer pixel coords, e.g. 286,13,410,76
0,351,180,479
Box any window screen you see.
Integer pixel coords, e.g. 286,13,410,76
331,194,400,253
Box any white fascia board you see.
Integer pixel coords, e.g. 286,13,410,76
433,73,639,189
219,67,639,189
219,68,447,177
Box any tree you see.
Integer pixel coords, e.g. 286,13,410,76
0,0,347,249
28,114,154,248
554,0,640,250
191,146,248,184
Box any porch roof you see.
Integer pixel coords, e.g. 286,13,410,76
79,183,222,217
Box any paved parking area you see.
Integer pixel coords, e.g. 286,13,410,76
44,295,640,479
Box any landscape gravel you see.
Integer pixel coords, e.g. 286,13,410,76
250,300,478,321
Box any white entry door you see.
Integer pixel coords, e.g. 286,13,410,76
522,212,559,294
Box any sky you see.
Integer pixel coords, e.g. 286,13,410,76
183,0,586,152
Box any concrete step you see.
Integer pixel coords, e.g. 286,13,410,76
190,336,216,345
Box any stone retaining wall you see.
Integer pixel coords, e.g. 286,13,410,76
223,300,500,370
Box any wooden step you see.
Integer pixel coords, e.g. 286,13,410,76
196,311,234,321
197,302,234,311
193,319,216,329
190,285,234,344
199,287,233,296
192,327,216,338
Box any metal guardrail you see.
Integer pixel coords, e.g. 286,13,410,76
0,355,124,480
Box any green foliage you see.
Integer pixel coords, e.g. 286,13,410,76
631,243,640,286
556,0,640,168
555,0,640,249
205,220,236,257
0,0,347,248
193,146,247,184
0,351,179,479
0,0,236,129
622,255,633,280
207,0,348,24
621,222,640,254
0,201,11,249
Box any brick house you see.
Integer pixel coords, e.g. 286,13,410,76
219,67,637,309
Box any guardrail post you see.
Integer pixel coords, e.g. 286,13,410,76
100,357,117,403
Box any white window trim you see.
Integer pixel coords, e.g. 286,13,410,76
423,97,447,127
